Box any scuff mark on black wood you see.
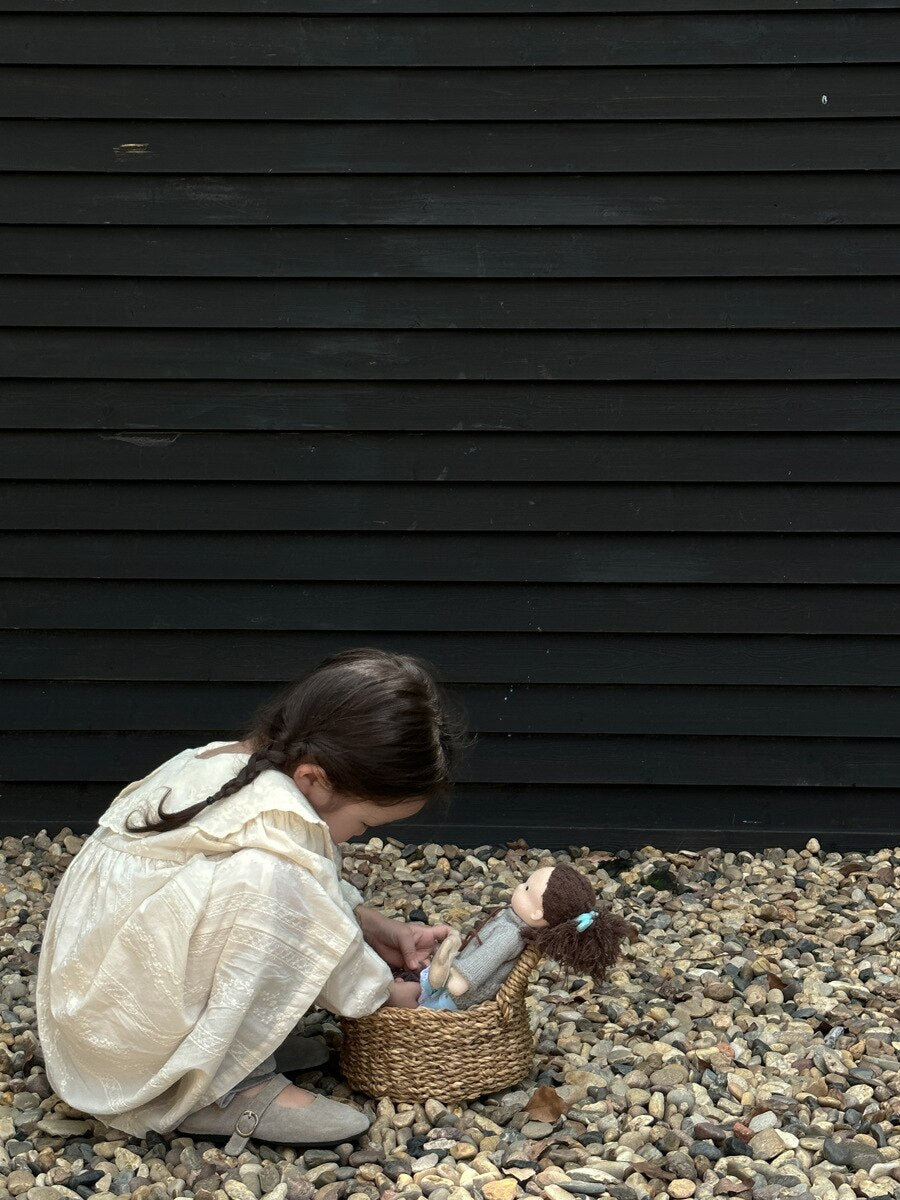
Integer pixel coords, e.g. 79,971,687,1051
98,432,180,447
113,143,151,158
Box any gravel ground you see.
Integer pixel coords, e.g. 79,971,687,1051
2,830,899,1200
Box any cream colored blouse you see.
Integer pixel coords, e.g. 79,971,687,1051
35,741,393,1137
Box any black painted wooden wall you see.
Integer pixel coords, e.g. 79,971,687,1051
1,3,899,850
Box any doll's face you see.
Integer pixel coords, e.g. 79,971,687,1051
510,866,554,927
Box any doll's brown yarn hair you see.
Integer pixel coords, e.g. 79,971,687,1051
125,646,472,834
521,862,633,981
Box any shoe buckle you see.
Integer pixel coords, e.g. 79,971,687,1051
234,1108,259,1137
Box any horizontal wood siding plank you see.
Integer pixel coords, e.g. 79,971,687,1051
2,173,894,226
2,15,896,67
4,119,898,172
1,532,899,584
3,330,899,379
2,432,898,482
2,581,896,634
9,2,900,13
8,783,895,837
0,785,892,834
4,278,899,328
2,632,897,684
3,65,898,120
4,482,898,532
3,681,899,737
5,226,900,279
5,226,900,280
1,381,897,431
3,732,898,787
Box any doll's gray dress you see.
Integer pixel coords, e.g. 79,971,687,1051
454,907,529,1008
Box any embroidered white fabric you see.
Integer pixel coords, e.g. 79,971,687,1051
34,741,392,1136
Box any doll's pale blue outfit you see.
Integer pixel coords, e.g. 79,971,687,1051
417,964,460,1010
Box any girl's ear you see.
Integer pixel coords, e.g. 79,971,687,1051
293,761,331,791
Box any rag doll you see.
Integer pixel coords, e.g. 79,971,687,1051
418,862,633,1010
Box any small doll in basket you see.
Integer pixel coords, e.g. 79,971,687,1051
417,862,633,1010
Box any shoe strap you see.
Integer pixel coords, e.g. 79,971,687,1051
223,1072,291,1156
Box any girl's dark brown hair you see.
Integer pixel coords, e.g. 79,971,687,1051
521,862,634,981
125,646,473,835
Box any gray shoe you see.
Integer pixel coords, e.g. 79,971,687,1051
177,1072,370,1154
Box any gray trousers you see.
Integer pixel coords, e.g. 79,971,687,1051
215,1052,280,1109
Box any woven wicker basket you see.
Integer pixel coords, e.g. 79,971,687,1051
339,946,541,1103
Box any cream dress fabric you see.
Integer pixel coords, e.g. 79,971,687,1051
35,741,394,1137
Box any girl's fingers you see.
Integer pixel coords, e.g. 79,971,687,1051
397,920,455,968
399,928,424,970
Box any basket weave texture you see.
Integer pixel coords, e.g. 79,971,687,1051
339,946,541,1103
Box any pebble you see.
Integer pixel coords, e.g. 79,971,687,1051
7,1170,36,1195
481,1182,518,1200
748,1111,779,1134
224,1182,258,1200
521,1120,554,1137
1,830,898,1200
842,1083,874,1109
822,1138,886,1172
36,1118,92,1137
303,1152,339,1168
689,1141,721,1162
650,1065,689,1090
750,1129,791,1160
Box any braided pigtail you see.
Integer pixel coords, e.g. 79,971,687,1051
124,738,293,834
203,739,290,807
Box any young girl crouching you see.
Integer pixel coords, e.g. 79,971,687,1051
35,647,470,1151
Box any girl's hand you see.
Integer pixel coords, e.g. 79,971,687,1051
385,978,422,1008
355,905,453,971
